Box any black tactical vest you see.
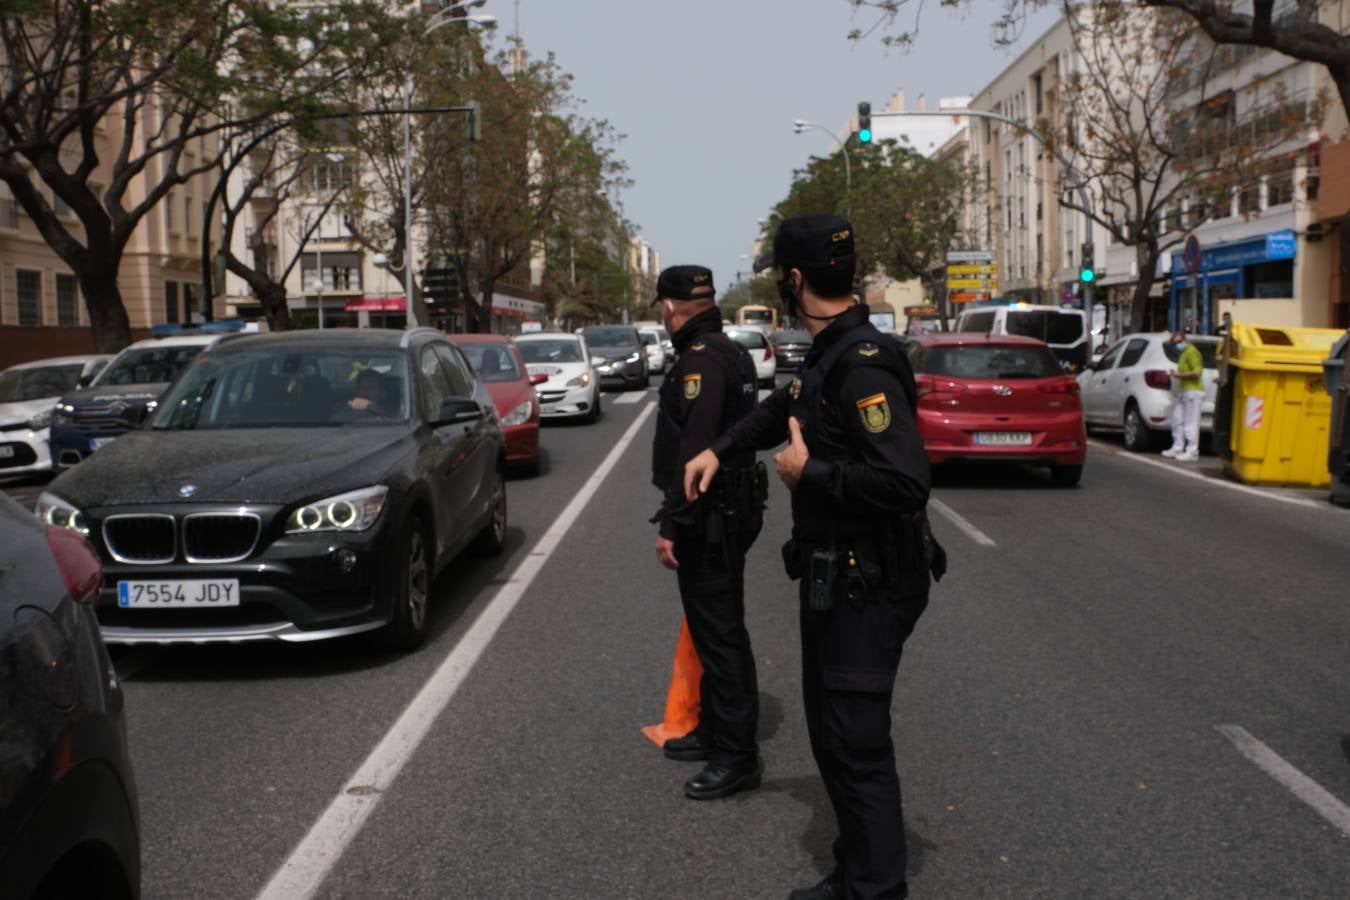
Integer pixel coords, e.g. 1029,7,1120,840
651,332,758,489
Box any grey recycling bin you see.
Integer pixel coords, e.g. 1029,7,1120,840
1327,330,1350,506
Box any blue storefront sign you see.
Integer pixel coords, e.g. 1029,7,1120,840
1168,230,1297,332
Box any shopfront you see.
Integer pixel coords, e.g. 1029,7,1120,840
1169,230,1296,334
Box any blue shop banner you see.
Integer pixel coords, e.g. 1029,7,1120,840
1171,229,1296,275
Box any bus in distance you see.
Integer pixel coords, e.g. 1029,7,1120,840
737,305,778,331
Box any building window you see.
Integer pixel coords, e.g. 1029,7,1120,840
0,197,17,229
1248,260,1294,298
165,192,174,232
56,274,78,326
307,156,352,194
1266,171,1295,207
184,283,198,323
165,281,180,323
1032,72,1044,114
1237,182,1260,216
17,270,41,326
185,194,194,235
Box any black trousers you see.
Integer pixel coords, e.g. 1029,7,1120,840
799,572,929,900
674,534,759,768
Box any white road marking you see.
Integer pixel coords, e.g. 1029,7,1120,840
928,498,997,547
1087,439,1320,509
1216,725,1350,838
256,401,659,900
612,391,647,405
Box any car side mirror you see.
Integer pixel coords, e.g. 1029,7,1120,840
529,372,548,385
435,397,483,425
78,373,94,387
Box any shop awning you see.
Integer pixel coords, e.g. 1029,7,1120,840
344,297,407,312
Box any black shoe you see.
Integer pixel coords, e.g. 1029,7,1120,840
684,759,762,800
786,873,841,900
663,731,710,762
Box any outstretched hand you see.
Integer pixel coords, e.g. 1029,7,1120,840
774,416,809,491
684,449,720,502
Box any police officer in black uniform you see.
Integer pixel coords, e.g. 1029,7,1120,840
650,264,767,801
685,216,943,899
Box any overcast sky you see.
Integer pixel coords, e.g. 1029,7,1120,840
502,0,1061,294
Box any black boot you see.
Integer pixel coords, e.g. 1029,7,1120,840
663,731,710,762
684,758,762,800
786,873,841,900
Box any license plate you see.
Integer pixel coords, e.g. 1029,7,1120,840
91,437,114,450
974,431,1033,446
0,446,13,459
117,579,241,608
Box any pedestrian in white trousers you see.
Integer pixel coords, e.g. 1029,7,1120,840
1163,330,1205,462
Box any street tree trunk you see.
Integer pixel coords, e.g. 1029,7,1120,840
78,265,134,353
1129,241,1161,334
260,284,291,332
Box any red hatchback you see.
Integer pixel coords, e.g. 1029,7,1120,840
451,334,541,472
905,332,1086,486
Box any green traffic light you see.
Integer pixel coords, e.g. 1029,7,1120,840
1080,268,1095,283
859,128,872,143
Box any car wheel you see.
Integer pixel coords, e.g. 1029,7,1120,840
587,391,602,423
470,466,507,556
1050,464,1083,488
382,516,431,651
1122,403,1152,453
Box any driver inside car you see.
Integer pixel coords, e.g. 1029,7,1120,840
348,369,398,417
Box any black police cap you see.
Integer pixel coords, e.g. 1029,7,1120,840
753,214,856,274
651,265,716,306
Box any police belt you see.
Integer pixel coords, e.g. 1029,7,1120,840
784,513,927,587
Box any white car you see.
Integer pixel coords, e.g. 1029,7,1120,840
724,327,777,387
1078,332,1219,451
0,355,110,477
638,328,669,374
515,331,602,423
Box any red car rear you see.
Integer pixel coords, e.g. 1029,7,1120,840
450,334,541,471
905,332,1086,486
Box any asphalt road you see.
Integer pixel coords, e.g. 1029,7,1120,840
7,376,1350,899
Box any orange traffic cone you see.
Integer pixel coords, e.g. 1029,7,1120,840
641,616,703,747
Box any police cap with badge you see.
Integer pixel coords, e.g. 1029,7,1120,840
651,265,716,305
753,213,856,276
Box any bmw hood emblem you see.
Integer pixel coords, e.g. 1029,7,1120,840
178,484,197,498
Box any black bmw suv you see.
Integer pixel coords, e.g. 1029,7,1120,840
37,328,507,651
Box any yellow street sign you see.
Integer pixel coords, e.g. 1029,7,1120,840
946,277,999,291
947,264,998,277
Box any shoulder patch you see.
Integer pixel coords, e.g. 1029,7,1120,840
683,373,702,399
856,391,891,433
858,344,880,358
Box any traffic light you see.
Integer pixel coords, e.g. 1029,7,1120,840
1079,242,1095,284
857,101,872,144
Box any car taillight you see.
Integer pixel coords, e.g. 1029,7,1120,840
916,376,968,398
45,526,103,605
1144,369,1171,390
763,347,773,362
1038,378,1081,396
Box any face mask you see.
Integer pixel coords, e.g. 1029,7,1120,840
1174,340,1186,349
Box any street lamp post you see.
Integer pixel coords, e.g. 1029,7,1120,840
793,119,852,217
403,1,495,330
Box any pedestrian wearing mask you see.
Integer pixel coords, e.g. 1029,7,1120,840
685,215,944,900
649,265,768,800
1164,329,1204,462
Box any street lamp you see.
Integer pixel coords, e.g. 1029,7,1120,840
793,119,851,216
402,2,495,329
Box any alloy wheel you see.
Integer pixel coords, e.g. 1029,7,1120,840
406,529,429,632
490,472,506,543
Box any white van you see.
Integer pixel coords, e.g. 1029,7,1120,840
953,304,1092,372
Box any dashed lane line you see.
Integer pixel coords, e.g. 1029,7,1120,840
1217,725,1350,839
255,401,659,900
611,391,648,405
928,498,997,547
1087,439,1320,509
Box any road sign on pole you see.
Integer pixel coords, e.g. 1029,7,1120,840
946,250,995,264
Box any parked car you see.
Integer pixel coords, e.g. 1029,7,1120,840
904,332,1087,486
515,332,601,422
451,334,541,472
638,327,670,374
1078,332,1220,452
38,327,506,651
0,355,109,478
49,323,246,469
770,329,812,371
953,304,1093,373
0,493,140,900
725,327,777,387
581,325,649,390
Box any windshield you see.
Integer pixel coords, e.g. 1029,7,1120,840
99,345,206,386
0,364,84,403
639,333,658,346
1005,310,1085,346
773,330,810,345
458,343,523,383
582,327,638,351
151,347,412,430
519,339,584,364
1163,339,1219,368
740,308,774,325
727,330,767,349
923,344,1063,379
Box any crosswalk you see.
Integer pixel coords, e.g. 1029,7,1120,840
610,387,775,406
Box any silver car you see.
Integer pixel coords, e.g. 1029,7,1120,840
1078,332,1219,451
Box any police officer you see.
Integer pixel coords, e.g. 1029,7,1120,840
650,264,766,801
685,216,942,899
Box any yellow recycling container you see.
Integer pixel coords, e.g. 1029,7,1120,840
1221,323,1345,487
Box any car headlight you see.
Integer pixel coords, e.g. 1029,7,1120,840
35,492,90,536
52,403,74,425
501,400,534,426
28,409,53,430
565,372,591,387
626,352,641,364
285,485,389,534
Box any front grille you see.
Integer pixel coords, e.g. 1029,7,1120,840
183,513,261,563
0,442,38,468
103,515,177,564
539,391,568,403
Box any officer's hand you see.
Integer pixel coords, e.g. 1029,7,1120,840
684,449,720,502
655,535,679,570
774,416,809,491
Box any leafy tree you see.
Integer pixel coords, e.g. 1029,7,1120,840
0,0,394,351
